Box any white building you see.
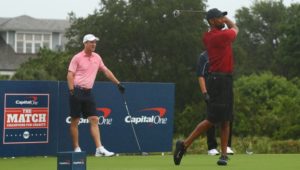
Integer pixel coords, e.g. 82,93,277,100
0,15,70,78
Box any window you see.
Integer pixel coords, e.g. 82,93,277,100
16,34,24,53
17,34,23,41
42,34,51,49
16,42,23,53
25,34,33,41
34,34,42,53
35,34,42,41
43,34,50,41
26,43,32,53
15,33,52,53
25,34,33,53
43,42,50,49
34,43,41,53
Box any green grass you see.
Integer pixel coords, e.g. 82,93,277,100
1,154,299,170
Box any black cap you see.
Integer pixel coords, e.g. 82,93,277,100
206,8,227,20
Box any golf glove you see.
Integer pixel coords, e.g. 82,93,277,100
118,83,125,94
203,92,210,103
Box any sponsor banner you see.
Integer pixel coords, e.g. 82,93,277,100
0,81,174,156
58,82,174,154
0,80,59,157
3,94,49,144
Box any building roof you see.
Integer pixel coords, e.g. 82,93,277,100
0,15,70,32
0,36,36,71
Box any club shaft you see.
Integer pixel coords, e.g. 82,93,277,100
176,9,204,13
122,95,142,153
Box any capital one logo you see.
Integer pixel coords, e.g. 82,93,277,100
65,107,113,125
125,107,168,125
96,108,113,125
15,96,39,106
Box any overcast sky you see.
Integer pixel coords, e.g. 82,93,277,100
0,0,299,20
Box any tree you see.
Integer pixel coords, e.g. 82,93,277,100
234,0,287,76
12,49,71,80
234,72,300,139
274,3,300,78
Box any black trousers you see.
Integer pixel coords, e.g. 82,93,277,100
206,73,233,123
69,87,97,119
206,73,234,149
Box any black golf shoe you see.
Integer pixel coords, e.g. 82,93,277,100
173,140,186,165
217,155,229,166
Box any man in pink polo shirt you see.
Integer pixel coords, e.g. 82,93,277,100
67,34,125,157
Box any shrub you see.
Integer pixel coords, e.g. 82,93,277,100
234,72,300,139
174,102,206,137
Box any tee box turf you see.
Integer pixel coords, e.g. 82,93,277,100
57,151,86,170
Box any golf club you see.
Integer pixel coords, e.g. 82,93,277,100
121,94,148,156
173,9,205,17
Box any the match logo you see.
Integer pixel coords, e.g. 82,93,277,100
3,94,49,144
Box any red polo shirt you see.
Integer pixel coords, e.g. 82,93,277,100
203,28,237,73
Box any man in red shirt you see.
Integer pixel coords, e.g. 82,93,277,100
196,51,234,156
173,8,238,166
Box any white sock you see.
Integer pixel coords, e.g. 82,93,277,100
97,146,104,151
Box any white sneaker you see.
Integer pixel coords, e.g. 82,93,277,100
95,146,115,157
74,147,81,152
227,147,234,155
208,148,220,156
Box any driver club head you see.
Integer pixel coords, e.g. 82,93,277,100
173,10,181,17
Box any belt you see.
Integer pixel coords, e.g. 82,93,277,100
209,72,232,76
74,85,91,91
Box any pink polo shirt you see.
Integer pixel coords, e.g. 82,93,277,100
68,51,108,89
